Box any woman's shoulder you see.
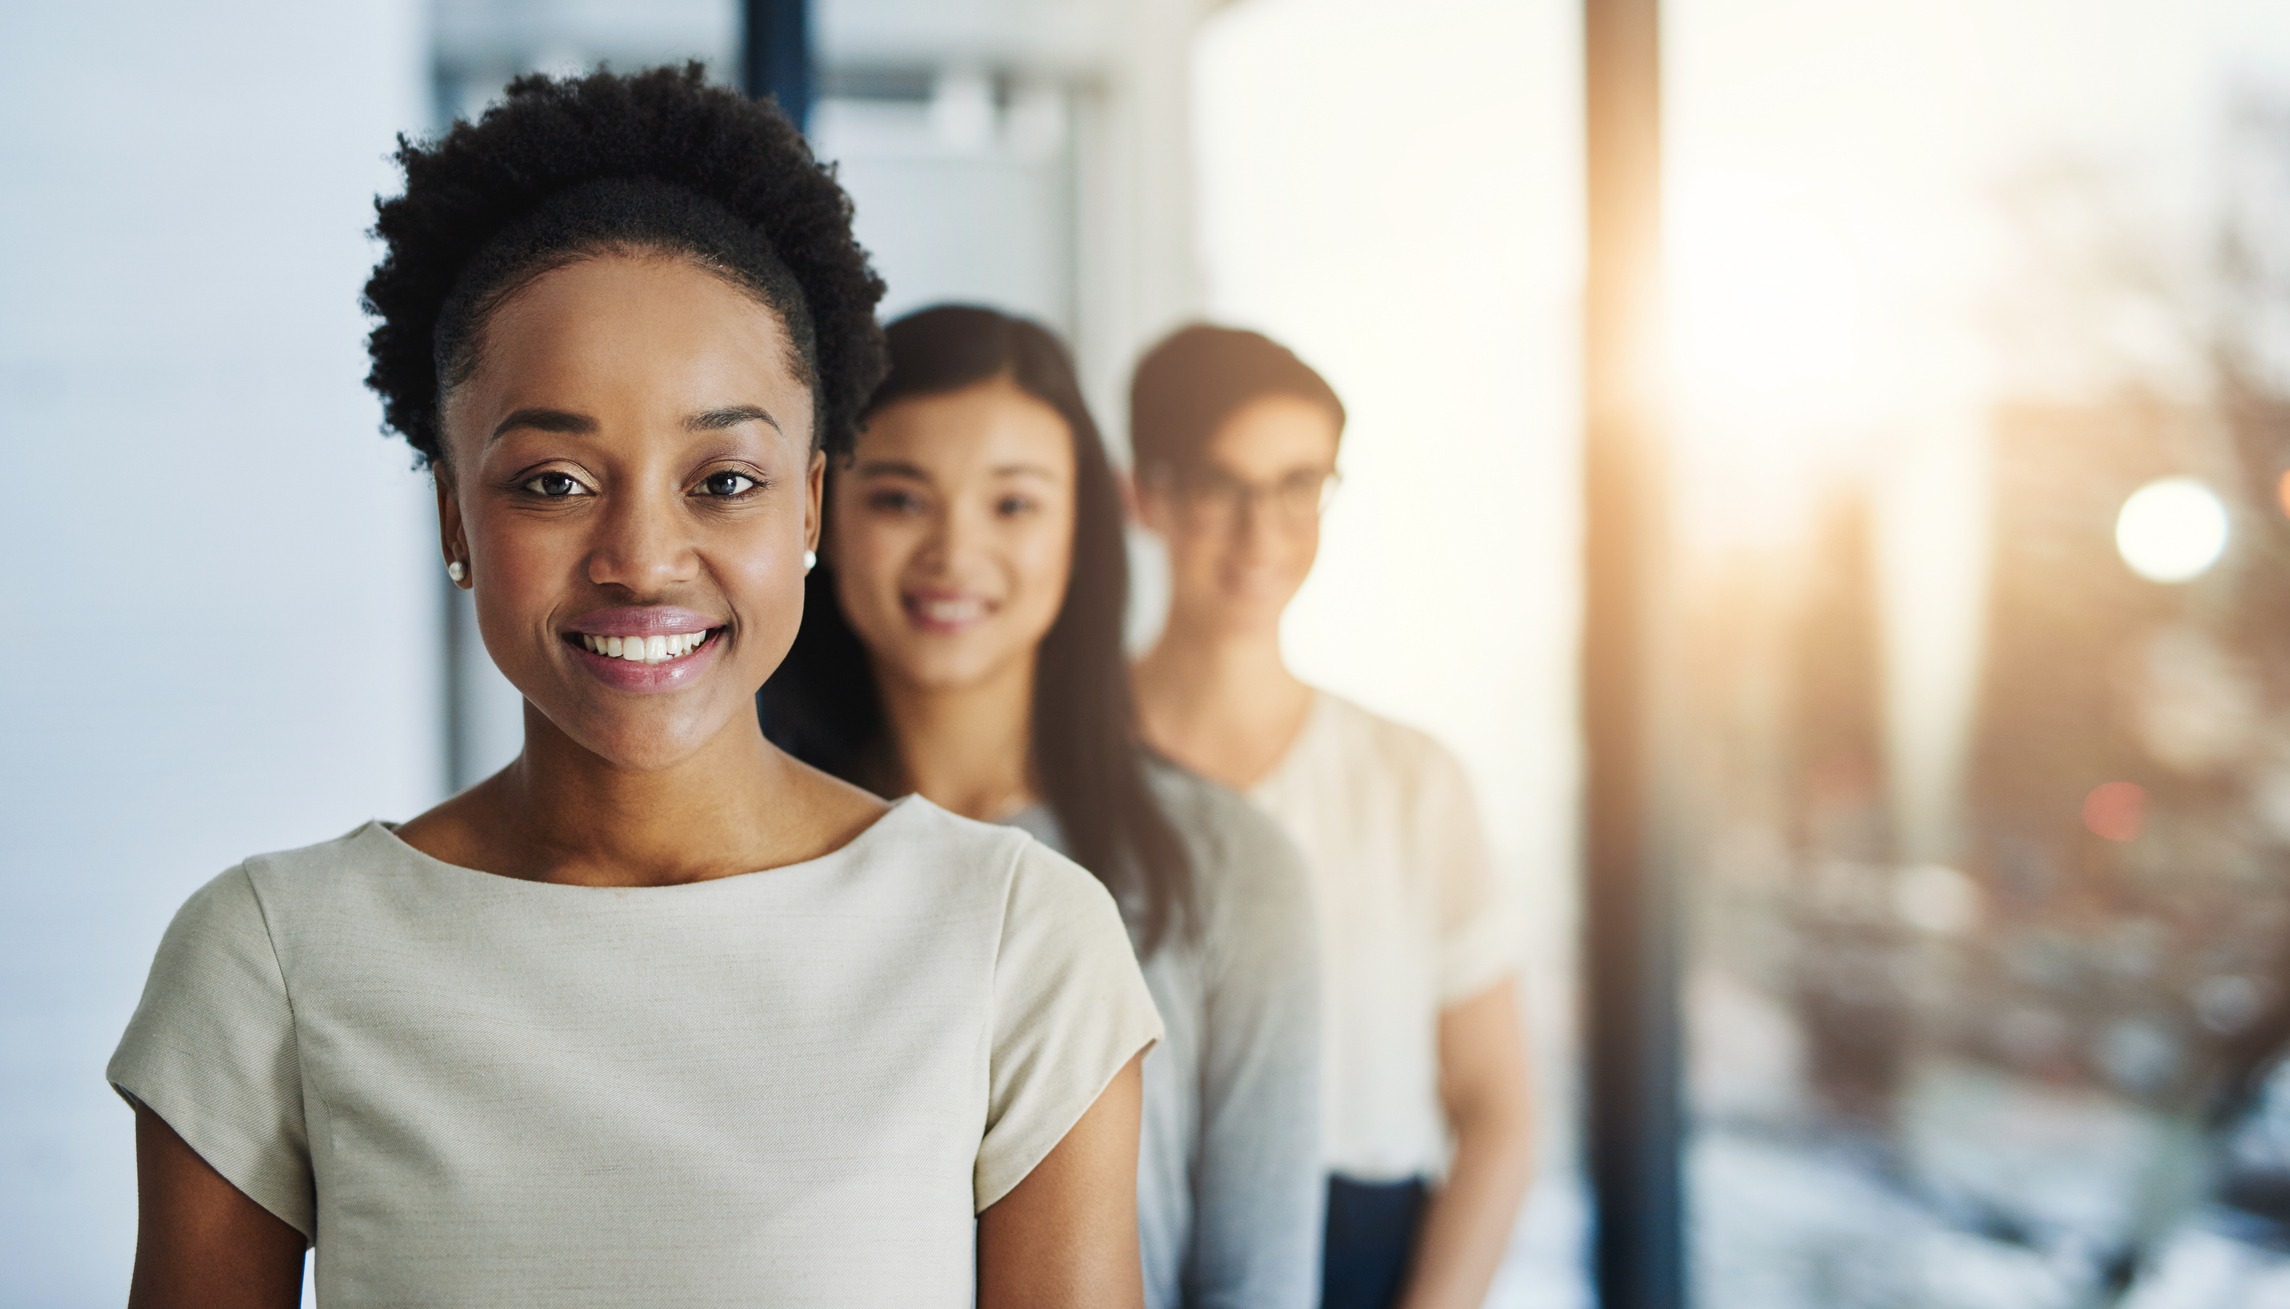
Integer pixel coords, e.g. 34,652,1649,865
1146,757,1288,850
144,823,460,950
886,796,1122,920
876,794,1050,873
1141,758,1314,913
227,821,418,893
126,823,406,1015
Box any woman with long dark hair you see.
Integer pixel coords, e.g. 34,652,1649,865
108,70,1158,1308
764,304,1323,1309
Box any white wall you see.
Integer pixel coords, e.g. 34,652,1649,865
813,87,1081,335
0,2,434,1302
817,0,1218,434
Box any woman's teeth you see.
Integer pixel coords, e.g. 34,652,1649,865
577,632,708,664
915,598,986,623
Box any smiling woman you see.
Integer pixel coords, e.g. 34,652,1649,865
104,67,1159,1309
425,255,816,752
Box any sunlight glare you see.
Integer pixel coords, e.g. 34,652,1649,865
1668,183,1875,435
2115,477,2228,583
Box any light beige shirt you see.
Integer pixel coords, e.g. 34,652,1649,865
1251,692,1522,1181
109,797,1161,1307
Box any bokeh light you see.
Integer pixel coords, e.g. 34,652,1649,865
2082,781,2147,842
2115,477,2228,583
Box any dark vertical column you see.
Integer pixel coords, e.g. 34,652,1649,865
741,0,813,131
1582,0,1685,1306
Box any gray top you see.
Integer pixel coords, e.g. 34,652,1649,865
1007,759,1323,1309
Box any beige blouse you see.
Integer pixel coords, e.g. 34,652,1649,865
109,797,1161,1307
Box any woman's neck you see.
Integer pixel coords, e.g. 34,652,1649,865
412,704,879,888
1132,619,1312,792
877,654,1038,822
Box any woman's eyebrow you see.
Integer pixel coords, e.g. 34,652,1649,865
490,407,597,441
991,463,1061,481
852,458,931,480
686,405,781,433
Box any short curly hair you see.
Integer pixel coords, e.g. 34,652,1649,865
364,64,887,467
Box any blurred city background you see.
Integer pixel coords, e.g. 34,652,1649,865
12,0,2290,1305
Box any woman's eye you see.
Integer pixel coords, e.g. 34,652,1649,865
867,490,923,514
701,471,759,497
996,495,1038,517
522,471,587,498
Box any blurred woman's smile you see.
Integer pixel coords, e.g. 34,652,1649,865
830,374,1077,696
903,588,997,632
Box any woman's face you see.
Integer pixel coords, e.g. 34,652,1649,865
1137,395,1340,639
435,252,820,772
827,376,1077,696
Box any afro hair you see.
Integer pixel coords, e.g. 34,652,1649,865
363,63,887,467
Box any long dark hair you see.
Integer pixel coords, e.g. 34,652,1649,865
762,304,1193,952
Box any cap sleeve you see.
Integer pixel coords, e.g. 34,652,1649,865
108,865,314,1240
975,839,1162,1212
1423,745,1525,1006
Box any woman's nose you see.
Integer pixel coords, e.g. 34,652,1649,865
910,502,979,576
586,492,698,593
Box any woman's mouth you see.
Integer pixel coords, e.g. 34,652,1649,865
560,608,727,691
903,593,993,632
570,630,716,664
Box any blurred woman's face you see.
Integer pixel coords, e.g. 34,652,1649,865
434,252,821,771
1138,395,1341,639
828,376,1077,696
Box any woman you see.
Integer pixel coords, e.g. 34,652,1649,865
109,69,1158,1309
763,305,1323,1309
1126,326,1535,1309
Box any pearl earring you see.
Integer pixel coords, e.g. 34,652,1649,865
804,549,818,573
446,560,467,584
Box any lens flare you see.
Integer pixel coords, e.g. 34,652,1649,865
2115,477,2227,583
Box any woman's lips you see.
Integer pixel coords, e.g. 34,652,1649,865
560,611,725,692
571,630,709,665
564,606,722,639
903,592,993,633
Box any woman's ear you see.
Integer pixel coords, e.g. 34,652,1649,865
805,448,827,556
1129,467,1176,538
433,462,472,587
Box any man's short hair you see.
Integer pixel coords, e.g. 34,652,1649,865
1127,324,1344,476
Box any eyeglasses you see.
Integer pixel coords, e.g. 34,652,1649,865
1156,465,1341,530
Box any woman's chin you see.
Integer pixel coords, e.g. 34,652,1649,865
537,702,744,775
894,652,1024,696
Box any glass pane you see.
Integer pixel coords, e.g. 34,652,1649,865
1667,4,2290,1305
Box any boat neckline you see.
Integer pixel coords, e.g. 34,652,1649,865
362,793,929,892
